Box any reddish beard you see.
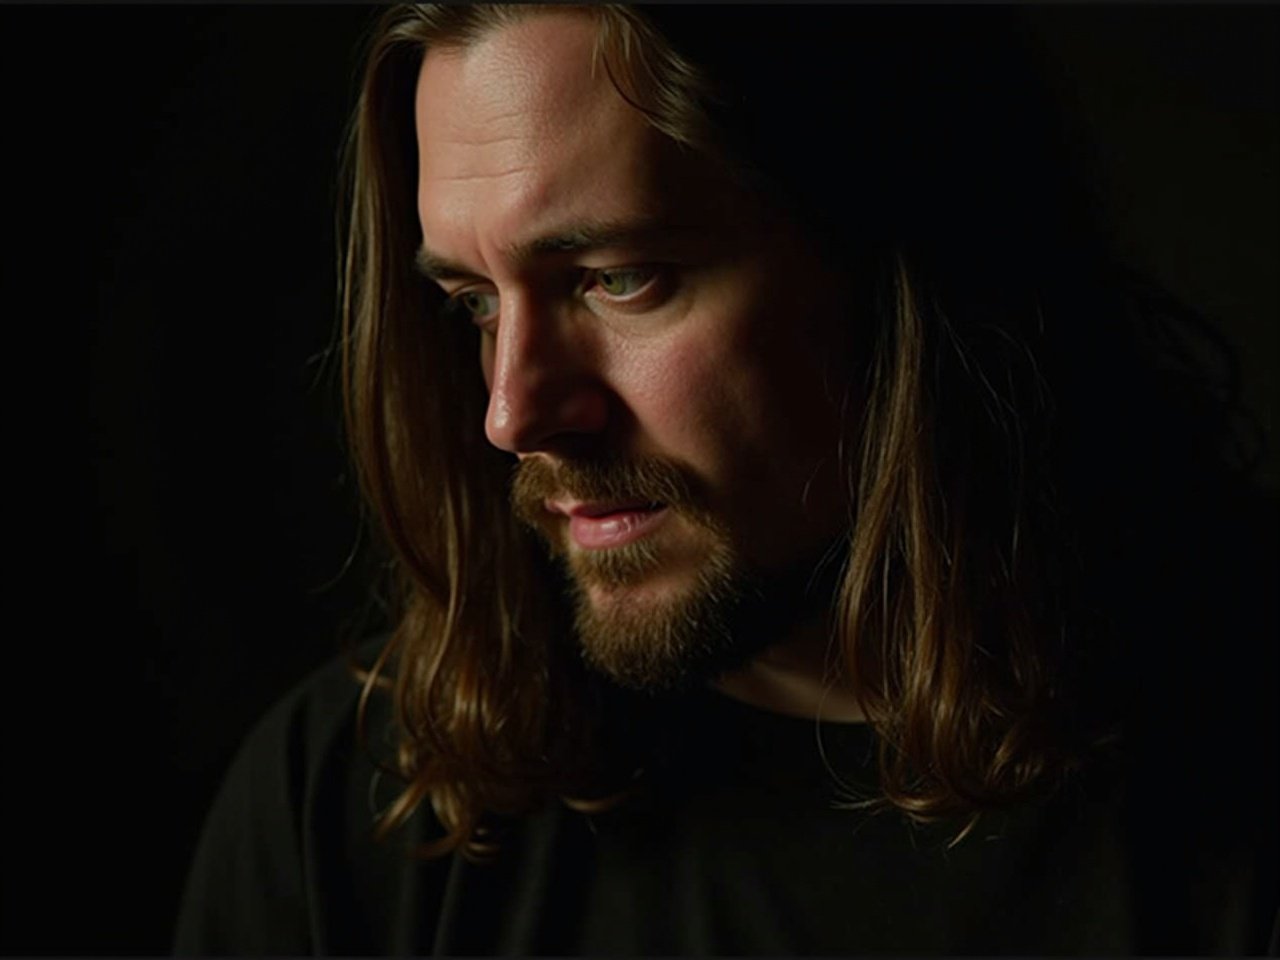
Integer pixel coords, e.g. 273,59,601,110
511,455,713,542
508,454,748,691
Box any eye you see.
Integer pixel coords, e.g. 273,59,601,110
444,288,499,327
590,266,657,299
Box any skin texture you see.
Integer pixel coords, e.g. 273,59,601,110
415,12,865,719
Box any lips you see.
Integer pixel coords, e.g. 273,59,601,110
545,499,669,549
548,499,658,518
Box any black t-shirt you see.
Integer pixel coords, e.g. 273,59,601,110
174,641,1277,955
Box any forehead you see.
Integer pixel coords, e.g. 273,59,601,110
413,12,742,265
417,13,607,155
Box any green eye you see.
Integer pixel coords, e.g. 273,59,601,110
596,267,652,297
447,289,499,324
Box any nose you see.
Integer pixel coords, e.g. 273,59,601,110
483,294,609,454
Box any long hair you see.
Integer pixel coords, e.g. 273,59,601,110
339,5,1251,856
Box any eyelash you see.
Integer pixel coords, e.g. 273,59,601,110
582,266,658,300
443,266,662,329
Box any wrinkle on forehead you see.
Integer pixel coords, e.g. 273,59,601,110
429,167,533,185
445,132,526,148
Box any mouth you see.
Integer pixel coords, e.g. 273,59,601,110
545,499,669,550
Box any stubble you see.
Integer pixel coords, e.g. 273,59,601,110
510,455,763,691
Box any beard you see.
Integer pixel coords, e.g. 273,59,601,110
510,454,839,693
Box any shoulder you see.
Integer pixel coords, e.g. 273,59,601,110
1111,480,1279,953
207,636,391,847
174,637,450,955
238,636,388,784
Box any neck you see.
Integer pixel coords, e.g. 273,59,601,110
712,611,866,723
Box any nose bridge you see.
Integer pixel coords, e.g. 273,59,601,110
484,290,607,453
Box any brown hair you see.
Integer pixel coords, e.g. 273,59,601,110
340,4,1120,857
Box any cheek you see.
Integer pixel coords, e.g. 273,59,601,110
656,326,845,510
620,325,793,476
623,341,729,456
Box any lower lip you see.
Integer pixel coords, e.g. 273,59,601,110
568,506,669,550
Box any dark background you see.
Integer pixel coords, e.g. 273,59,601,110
1,5,1275,954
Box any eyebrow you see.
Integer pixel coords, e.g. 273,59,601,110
413,217,704,283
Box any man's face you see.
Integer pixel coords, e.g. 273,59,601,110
415,13,852,689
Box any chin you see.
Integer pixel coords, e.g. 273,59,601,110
566,545,764,694
568,531,850,694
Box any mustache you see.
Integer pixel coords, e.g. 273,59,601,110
510,455,706,533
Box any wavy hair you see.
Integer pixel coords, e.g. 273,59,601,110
339,4,1245,856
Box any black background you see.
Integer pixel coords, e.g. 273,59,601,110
1,6,1275,954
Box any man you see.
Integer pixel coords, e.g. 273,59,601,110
176,5,1277,954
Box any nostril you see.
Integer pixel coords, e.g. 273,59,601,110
484,376,611,455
